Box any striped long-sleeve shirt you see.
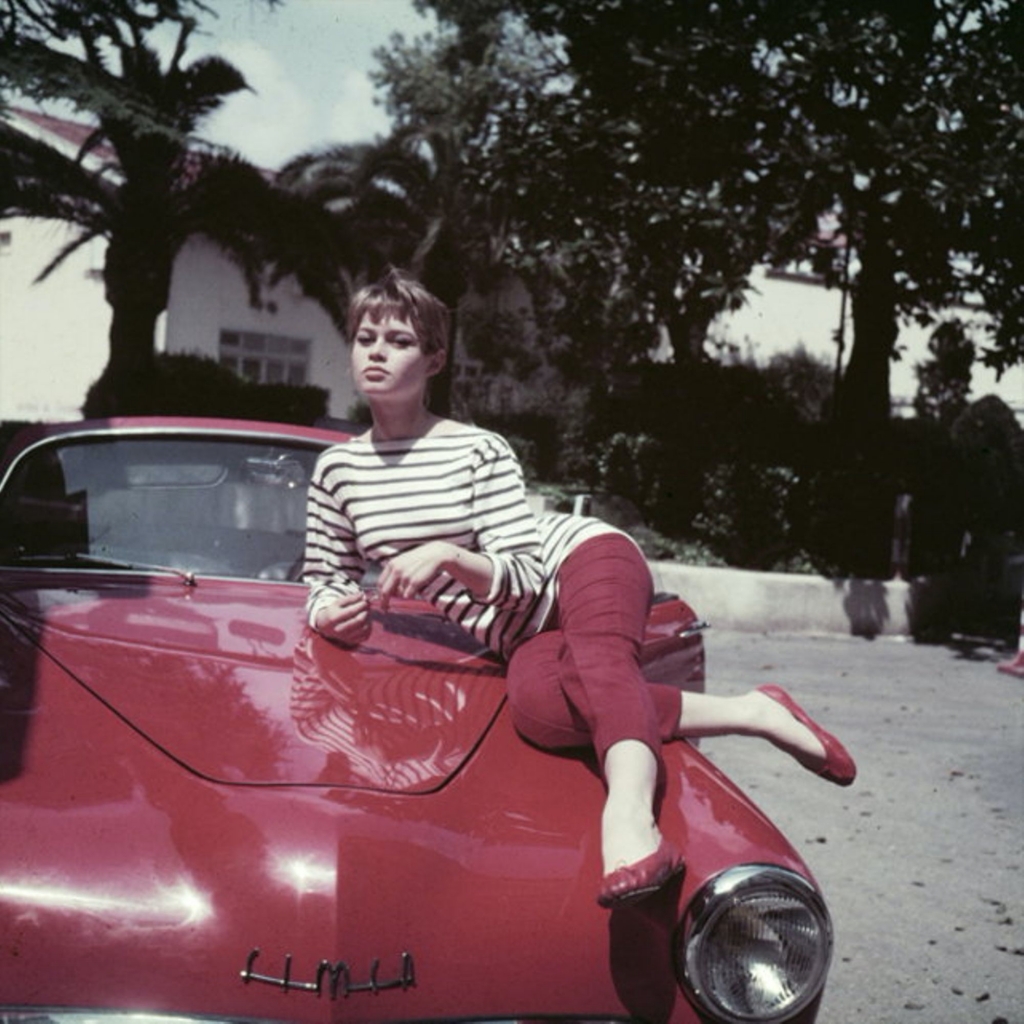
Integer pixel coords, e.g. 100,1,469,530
302,427,619,657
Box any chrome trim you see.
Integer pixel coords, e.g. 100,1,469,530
0,422,334,493
679,864,832,1024
0,565,307,589
240,946,415,999
676,619,710,638
0,562,308,587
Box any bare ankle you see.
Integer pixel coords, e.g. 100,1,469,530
601,801,660,873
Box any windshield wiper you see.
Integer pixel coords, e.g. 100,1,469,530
5,550,198,586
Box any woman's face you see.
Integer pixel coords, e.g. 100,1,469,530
350,313,444,405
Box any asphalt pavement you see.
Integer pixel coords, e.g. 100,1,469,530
696,628,1024,1024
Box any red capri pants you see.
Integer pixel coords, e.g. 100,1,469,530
506,533,684,771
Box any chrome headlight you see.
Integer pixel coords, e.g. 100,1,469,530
676,864,833,1023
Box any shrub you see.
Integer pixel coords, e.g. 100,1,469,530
234,381,328,425
914,319,975,427
803,464,897,578
693,462,806,570
951,394,1024,535
763,346,835,423
627,527,727,565
595,432,665,515
83,353,328,425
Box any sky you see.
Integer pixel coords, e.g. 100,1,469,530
186,0,438,169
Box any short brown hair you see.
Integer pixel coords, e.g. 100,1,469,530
346,269,451,355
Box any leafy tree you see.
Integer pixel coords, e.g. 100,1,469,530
486,0,1024,430
0,0,348,413
280,12,557,412
419,0,816,378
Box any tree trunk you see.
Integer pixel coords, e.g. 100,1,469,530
667,296,715,364
840,213,899,432
84,229,171,416
422,245,464,419
106,297,162,379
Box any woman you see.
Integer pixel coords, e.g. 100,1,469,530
303,269,856,909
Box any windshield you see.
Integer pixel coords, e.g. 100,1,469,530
0,434,322,580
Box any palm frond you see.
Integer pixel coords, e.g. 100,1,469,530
33,226,103,283
277,143,377,206
163,54,250,127
171,150,353,327
0,118,115,223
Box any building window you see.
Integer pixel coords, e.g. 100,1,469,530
219,331,311,385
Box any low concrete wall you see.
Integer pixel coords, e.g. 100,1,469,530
650,561,956,637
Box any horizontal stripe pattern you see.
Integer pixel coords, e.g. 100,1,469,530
303,427,621,657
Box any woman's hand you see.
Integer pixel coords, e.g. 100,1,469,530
378,541,494,608
377,542,453,607
313,591,372,646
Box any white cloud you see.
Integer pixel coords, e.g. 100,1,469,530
328,69,392,145
198,39,316,168
182,1,434,168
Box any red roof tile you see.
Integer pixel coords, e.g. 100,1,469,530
9,106,118,161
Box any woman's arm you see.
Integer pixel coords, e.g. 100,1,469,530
302,448,368,643
469,433,545,607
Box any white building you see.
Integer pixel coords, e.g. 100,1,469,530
0,213,113,422
0,108,119,422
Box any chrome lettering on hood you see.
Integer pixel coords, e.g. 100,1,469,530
241,947,415,999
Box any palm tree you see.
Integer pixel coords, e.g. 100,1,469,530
0,0,347,413
278,138,433,287
279,123,514,416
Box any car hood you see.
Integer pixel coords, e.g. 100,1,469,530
2,572,506,794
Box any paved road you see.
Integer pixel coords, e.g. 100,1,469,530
696,629,1024,1024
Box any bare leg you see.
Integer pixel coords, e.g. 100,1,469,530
676,690,828,765
601,691,842,872
601,739,661,875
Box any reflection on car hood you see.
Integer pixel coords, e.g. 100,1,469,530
2,574,505,794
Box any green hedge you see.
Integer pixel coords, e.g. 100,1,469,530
82,353,328,424
484,356,1023,588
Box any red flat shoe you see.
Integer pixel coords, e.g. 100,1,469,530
597,838,685,909
757,684,857,786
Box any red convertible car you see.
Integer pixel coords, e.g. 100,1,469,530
0,417,833,1024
